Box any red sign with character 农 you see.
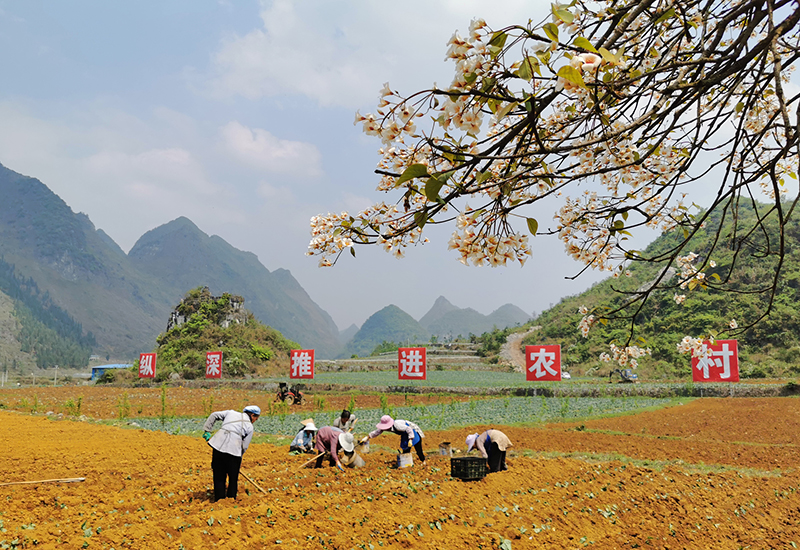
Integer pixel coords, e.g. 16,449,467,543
290,349,315,379
525,345,562,381
398,347,426,380
138,353,156,379
691,339,739,382
205,351,223,379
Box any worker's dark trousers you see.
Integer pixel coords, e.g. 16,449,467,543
211,449,242,501
400,430,426,463
486,442,507,473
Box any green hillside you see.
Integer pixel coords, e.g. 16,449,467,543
104,287,298,383
341,305,430,358
523,203,800,379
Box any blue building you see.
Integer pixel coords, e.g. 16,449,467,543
91,364,132,381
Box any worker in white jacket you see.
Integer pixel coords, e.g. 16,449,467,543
202,405,260,501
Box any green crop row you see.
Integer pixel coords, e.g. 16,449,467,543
128,396,675,437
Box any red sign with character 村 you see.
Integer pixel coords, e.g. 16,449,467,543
205,351,223,379
290,350,315,379
138,353,156,379
398,347,426,380
691,339,739,382
525,345,562,381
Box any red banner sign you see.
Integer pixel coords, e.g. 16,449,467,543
691,339,739,382
290,349,315,379
525,345,562,381
138,353,156,379
205,351,223,379
398,347,426,380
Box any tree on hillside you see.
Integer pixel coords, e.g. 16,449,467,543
309,0,800,361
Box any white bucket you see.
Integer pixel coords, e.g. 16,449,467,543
397,452,414,469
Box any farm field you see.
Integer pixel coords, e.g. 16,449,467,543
1,392,799,549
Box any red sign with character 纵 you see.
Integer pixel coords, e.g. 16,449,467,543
205,351,223,379
290,349,315,379
691,339,739,382
398,347,426,380
138,353,156,379
525,345,562,381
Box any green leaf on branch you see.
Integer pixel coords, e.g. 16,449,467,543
543,22,559,42
653,7,676,24
476,171,493,185
598,47,616,64
414,211,428,229
489,31,508,49
557,65,586,89
424,177,445,202
526,218,539,236
573,36,597,53
397,164,430,185
552,6,574,23
496,101,518,121
350,247,356,258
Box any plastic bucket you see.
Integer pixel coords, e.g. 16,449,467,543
439,442,452,457
397,452,414,468
358,440,370,454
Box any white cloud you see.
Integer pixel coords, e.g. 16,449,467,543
221,121,322,177
206,0,545,108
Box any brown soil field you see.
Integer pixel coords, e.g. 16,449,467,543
1,395,799,549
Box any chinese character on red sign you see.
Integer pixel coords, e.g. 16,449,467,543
206,351,223,379
138,353,156,379
691,339,739,382
525,345,562,381
290,350,315,379
398,347,426,380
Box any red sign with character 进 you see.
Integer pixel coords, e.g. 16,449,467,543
290,349,315,379
691,339,739,382
525,345,562,381
206,351,223,379
398,347,426,380
138,353,156,379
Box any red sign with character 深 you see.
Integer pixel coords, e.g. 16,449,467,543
691,339,739,382
138,353,156,379
525,345,562,381
290,349,315,379
398,347,426,380
205,351,223,379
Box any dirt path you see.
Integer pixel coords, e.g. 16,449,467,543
499,326,540,371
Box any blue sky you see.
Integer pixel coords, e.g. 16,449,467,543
0,0,632,330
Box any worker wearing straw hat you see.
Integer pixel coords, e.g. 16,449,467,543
202,405,260,501
362,415,427,467
290,421,318,453
466,429,512,473
314,426,355,471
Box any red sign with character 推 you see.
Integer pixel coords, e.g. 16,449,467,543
138,353,156,379
398,347,426,380
290,349,315,379
691,339,739,382
525,345,562,381
205,351,223,379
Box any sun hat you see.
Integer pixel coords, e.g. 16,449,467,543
243,405,261,416
300,417,315,426
304,422,318,432
465,433,479,453
338,432,355,452
376,415,394,431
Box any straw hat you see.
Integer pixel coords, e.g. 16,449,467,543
338,432,355,452
376,415,394,431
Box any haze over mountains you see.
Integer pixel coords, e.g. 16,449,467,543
0,163,531,365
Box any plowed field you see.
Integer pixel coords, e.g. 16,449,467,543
2,396,799,549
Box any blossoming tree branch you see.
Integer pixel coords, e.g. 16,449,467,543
309,0,800,365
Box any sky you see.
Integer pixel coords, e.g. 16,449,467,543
0,0,663,331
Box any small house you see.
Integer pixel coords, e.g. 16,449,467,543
91,364,132,381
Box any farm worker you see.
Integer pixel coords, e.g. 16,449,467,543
466,429,513,473
362,415,427,467
333,409,357,431
202,405,260,501
290,421,318,453
314,426,355,471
